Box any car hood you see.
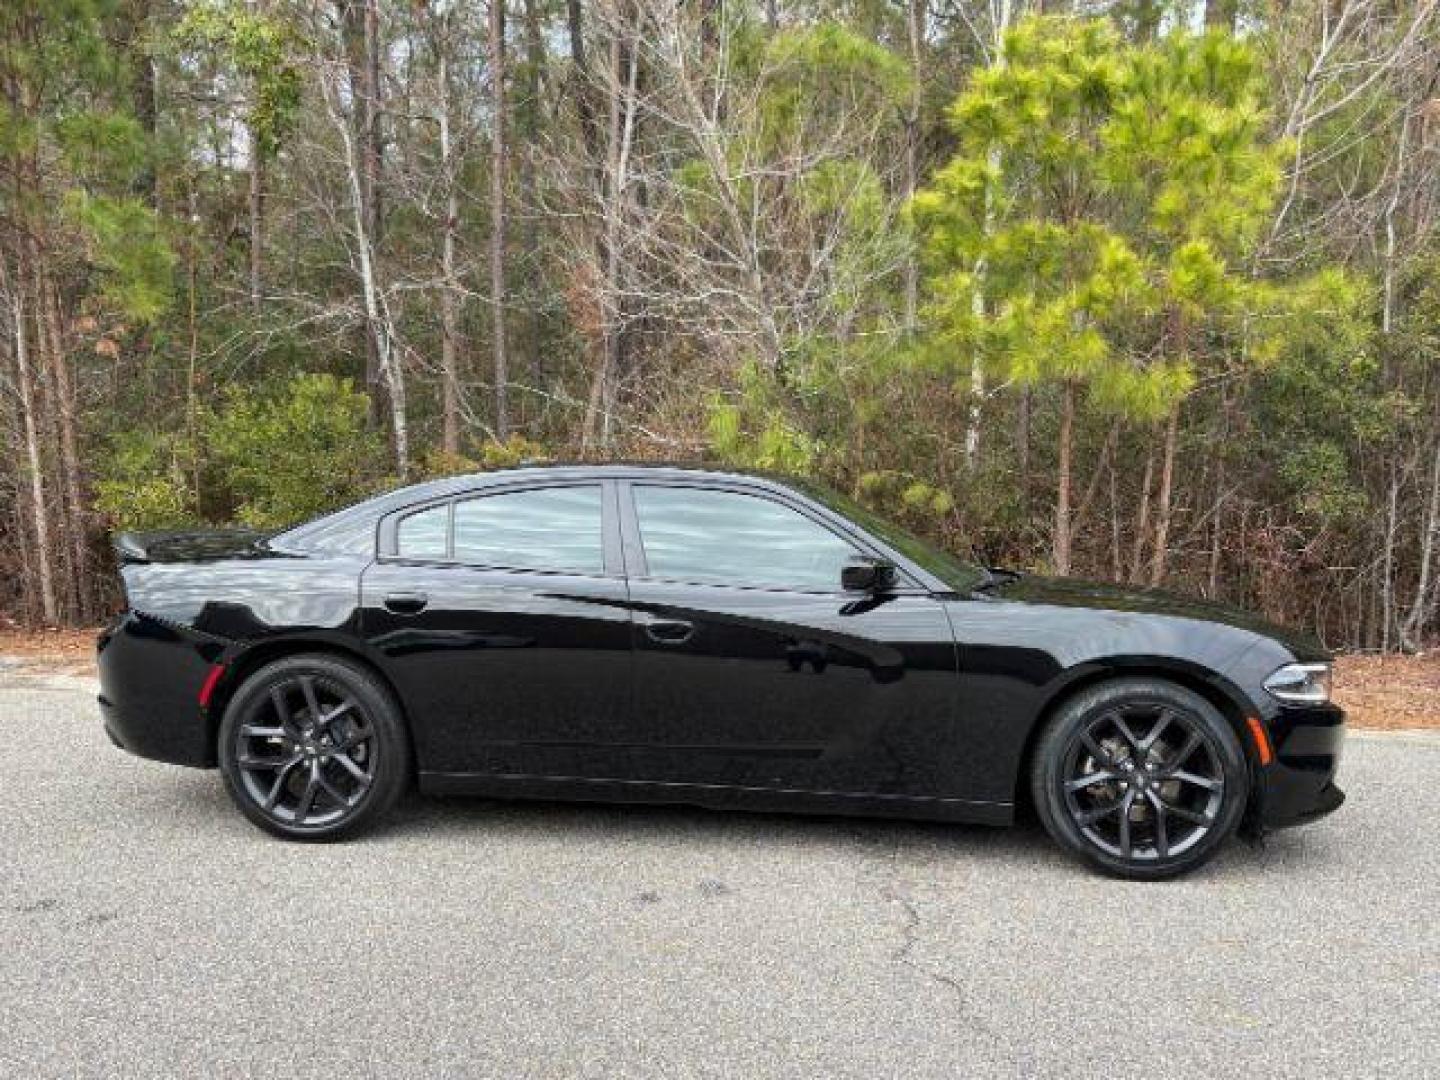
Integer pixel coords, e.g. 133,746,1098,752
986,572,1330,663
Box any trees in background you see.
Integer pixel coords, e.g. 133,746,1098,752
2,0,1440,652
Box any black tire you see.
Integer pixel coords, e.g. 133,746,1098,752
217,654,410,841
1029,678,1250,880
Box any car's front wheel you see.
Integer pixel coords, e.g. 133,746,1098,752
217,654,410,840
1030,677,1250,880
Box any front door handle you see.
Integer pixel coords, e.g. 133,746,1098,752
383,592,429,615
643,619,695,645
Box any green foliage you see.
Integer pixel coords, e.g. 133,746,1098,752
414,435,550,480
857,470,955,522
913,18,1288,424
94,431,195,531
1277,441,1367,525
746,21,912,150
64,193,175,323
205,374,387,529
707,366,822,473
177,1,302,159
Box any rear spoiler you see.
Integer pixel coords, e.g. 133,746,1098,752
111,527,273,566
114,532,151,565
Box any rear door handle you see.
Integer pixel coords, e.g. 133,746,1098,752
643,619,695,645
383,592,429,615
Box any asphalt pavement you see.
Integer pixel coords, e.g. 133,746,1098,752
2,669,1437,1078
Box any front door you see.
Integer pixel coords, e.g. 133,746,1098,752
360,481,633,780
619,481,962,798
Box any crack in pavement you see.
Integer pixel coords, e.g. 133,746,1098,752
877,841,1021,1062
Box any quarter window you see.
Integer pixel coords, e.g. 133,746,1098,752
396,504,449,559
632,486,858,591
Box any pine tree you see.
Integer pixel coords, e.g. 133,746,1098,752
913,18,1287,577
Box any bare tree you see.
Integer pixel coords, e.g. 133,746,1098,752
489,0,511,439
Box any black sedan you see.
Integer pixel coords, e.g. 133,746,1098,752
98,464,1344,878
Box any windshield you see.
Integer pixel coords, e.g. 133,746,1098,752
789,478,986,593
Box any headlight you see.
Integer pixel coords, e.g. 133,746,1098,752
1262,662,1332,704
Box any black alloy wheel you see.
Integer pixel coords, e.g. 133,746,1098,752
218,655,409,840
1031,678,1249,880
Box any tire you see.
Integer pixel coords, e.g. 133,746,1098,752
217,654,410,841
1029,678,1250,880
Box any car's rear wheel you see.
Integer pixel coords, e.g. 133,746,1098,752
1030,678,1249,880
218,655,409,841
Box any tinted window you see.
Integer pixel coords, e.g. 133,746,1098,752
452,486,604,573
397,504,449,558
633,486,857,591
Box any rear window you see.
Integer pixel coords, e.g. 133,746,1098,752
274,512,377,556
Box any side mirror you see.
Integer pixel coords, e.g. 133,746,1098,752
842,557,897,594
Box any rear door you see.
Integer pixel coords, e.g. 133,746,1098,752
619,480,961,797
360,480,633,780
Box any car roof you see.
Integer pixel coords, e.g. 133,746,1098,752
273,463,807,549
397,462,797,500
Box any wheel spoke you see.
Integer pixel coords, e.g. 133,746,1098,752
240,724,286,740
1168,730,1203,770
270,687,299,736
1161,801,1215,827
1147,790,1169,858
293,761,320,821
314,766,351,807
318,699,357,730
1117,791,1136,858
1066,770,1116,793
1171,769,1222,792
1080,731,1116,769
331,751,370,784
1140,711,1173,752
263,758,302,810
300,676,322,726
1076,797,1125,826
1113,715,1143,754
238,752,295,772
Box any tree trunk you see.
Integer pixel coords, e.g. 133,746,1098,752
1133,0,1162,40
1130,442,1155,584
962,0,1012,471
1382,467,1400,651
1147,404,1181,587
360,0,384,422
1054,379,1075,576
566,0,600,164
248,125,263,314
489,0,510,440
522,0,546,388
323,42,409,478
1204,0,1238,31
438,43,461,457
41,273,88,620
1381,114,1411,335
127,0,159,205
1017,385,1031,515
1401,434,1440,649
582,15,639,452
901,0,923,334
8,277,57,624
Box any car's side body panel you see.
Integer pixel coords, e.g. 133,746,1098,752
97,464,1346,834
359,561,634,777
621,579,966,796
